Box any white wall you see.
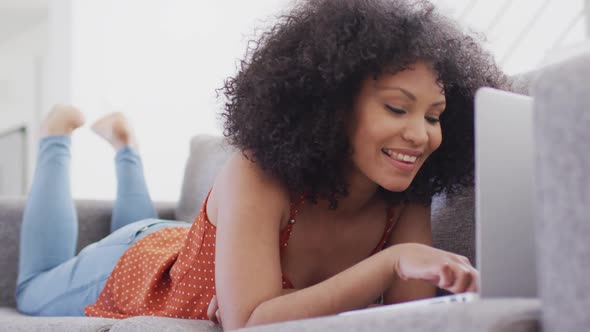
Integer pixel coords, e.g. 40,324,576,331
0,20,47,190
54,0,288,202
41,0,586,202
436,0,587,74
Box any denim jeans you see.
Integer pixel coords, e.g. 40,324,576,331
16,136,190,316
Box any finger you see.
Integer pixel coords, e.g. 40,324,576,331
438,263,455,289
449,266,472,294
456,255,472,266
466,268,480,293
207,296,218,323
216,309,222,327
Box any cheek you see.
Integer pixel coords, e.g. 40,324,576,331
429,127,443,152
351,113,382,147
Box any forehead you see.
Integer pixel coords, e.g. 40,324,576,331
372,62,445,97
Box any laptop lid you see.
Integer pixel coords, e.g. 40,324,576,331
474,87,537,298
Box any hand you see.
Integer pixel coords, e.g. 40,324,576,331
207,296,222,326
390,243,479,294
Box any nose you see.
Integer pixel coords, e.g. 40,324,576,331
401,116,428,146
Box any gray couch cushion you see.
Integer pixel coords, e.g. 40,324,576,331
431,187,476,265
0,307,116,332
110,316,221,332
239,299,540,332
510,70,540,96
0,299,541,332
532,53,590,332
176,135,235,222
0,198,23,307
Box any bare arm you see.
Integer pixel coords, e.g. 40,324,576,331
383,203,437,304
245,249,395,327
213,154,397,330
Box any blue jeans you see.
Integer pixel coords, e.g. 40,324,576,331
16,136,190,316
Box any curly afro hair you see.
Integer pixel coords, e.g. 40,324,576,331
221,0,510,208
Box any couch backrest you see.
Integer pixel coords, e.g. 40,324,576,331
0,198,24,307
431,188,476,264
176,135,236,222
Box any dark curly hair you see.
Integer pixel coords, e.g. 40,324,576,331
221,0,510,208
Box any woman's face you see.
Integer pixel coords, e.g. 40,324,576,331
349,61,445,192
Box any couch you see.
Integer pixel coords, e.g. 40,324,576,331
1,54,588,331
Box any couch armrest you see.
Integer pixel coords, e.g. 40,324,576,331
532,54,590,332
0,197,177,308
72,199,177,251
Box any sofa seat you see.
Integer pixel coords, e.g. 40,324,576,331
0,298,539,331
0,307,220,332
239,298,540,332
109,316,221,332
0,307,116,332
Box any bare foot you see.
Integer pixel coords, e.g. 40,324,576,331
41,104,85,137
91,112,139,151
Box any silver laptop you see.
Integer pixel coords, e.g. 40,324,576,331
475,87,536,298
340,87,536,315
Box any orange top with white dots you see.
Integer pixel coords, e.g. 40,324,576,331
85,191,397,320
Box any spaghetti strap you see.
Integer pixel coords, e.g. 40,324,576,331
279,193,305,251
369,205,398,255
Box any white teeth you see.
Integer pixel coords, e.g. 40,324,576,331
384,149,418,163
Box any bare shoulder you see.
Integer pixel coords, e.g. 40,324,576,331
207,151,291,228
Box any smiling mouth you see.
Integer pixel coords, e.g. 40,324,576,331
381,148,420,164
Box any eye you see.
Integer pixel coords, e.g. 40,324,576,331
426,116,440,124
385,105,406,115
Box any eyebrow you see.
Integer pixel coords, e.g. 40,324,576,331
379,86,446,107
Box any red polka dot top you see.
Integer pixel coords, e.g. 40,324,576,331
85,191,398,320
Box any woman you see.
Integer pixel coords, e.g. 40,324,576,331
16,0,508,330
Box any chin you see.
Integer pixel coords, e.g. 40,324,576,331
379,180,412,193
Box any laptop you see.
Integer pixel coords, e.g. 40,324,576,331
340,87,536,315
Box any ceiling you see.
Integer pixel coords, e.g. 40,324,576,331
0,0,48,44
